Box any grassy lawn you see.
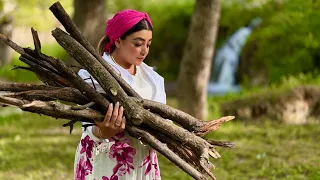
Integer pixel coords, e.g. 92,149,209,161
0,105,319,180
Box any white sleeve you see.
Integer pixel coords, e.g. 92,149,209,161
78,69,107,142
159,76,167,104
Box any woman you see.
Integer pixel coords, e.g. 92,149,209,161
74,9,166,180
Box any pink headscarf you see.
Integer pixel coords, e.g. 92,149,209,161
104,9,153,53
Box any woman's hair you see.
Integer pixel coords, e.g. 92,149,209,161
97,19,153,55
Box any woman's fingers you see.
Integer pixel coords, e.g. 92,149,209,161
99,102,125,134
115,106,124,127
120,116,126,130
110,102,120,124
103,103,113,124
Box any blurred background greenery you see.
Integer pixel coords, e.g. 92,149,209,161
2,0,320,85
0,0,320,179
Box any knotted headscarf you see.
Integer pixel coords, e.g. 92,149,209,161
104,9,153,53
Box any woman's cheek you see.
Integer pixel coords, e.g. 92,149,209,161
133,47,141,54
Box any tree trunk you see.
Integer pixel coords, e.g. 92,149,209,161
177,0,220,120
67,0,106,66
0,14,13,67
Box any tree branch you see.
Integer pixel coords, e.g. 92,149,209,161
0,95,103,122
31,28,41,55
138,98,234,135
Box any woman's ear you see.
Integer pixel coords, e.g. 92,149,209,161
115,38,121,48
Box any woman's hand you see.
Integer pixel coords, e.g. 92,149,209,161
94,102,126,139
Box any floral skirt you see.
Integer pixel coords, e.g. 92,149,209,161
74,128,161,180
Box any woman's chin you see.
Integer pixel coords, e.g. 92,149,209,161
134,61,143,66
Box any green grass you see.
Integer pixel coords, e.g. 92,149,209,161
159,118,320,180
0,108,79,180
1,69,320,179
0,103,319,180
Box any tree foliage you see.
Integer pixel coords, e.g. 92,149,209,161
240,0,320,84
5,0,73,30
3,0,320,85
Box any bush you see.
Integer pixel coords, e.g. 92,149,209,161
240,0,320,84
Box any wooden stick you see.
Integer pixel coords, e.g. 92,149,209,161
0,95,102,122
139,97,234,134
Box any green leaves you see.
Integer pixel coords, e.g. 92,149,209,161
238,0,320,83
5,0,73,30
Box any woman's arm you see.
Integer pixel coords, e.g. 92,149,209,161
93,102,126,139
78,69,126,140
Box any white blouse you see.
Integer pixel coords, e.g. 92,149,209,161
131,66,155,100
74,53,166,180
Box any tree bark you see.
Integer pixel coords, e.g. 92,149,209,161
177,0,221,120
72,0,105,47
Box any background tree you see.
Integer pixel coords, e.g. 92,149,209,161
177,0,220,120
68,0,106,66
0,0,13,67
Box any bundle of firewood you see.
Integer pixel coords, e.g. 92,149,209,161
0,2,234,180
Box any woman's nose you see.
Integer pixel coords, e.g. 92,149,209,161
141,46,148,56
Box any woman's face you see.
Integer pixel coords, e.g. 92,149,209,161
115,30,152,67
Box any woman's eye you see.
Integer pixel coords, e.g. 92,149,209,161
135,44,142,47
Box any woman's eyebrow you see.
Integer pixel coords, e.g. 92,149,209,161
133,37,152,42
